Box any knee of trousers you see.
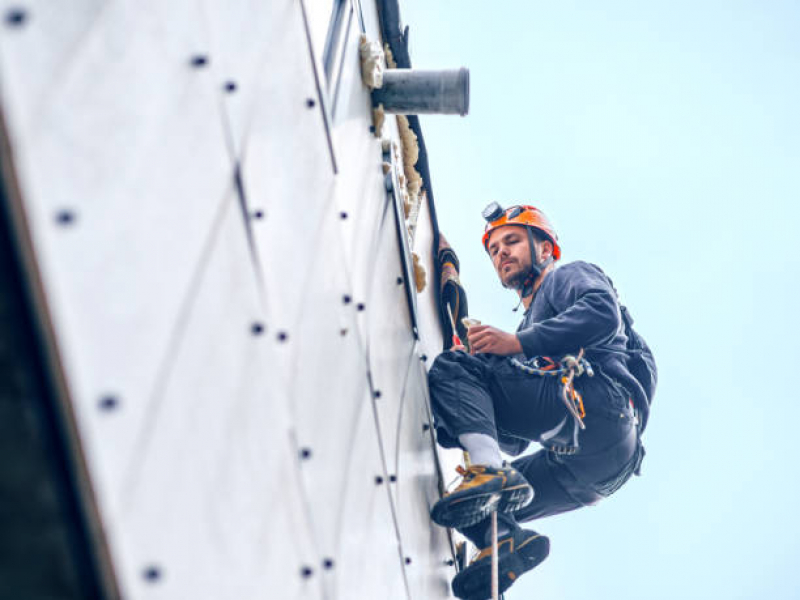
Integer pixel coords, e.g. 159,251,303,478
427,352,497,446
427,351,491,414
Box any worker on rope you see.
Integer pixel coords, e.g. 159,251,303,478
429,203,656,600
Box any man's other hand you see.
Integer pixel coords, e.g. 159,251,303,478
466,325,523,356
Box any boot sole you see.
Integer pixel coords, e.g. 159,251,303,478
451,534,550,600
431,490,502,528
431,484,533,529
498,484,534,514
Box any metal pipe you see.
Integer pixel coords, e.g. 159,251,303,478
373,68,469,116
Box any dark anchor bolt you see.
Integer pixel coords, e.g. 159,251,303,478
142,566,162,582
5,8,27,26
389,474,397,483
300,447,312,460
373,390,382,399
99,396,119,412
251,323,265,336
357,303,365,312
372,68,470,116
55,210,76,226
405,557,412,565
190,55,209,68
340,211,348,220
396,276,404,285
277,331,288,342
375,475,384,485
422,423,431,432
306,98,316,108
342,295,352,305
252,210,264,220
300,566,314,579
322,558,335,570
224,81,237,93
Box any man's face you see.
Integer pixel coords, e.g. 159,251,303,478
486,225,532,289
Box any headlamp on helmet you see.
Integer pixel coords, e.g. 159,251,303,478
482,201,505,223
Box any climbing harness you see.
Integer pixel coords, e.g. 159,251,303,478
509,348,593,431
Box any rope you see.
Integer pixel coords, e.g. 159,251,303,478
491,511,499,600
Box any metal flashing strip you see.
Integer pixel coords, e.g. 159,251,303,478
323,0,349,83
329,4,355,119
376,0,445,341
298,0,339,174
385,148,420,338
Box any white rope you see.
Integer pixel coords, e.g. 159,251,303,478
491,511,499,600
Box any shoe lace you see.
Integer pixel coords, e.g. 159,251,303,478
445,465,474,492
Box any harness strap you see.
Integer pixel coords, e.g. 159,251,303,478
509,348,593,431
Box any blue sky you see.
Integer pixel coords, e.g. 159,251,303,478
401,1,800,598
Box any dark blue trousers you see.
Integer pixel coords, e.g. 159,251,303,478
428,350,642,547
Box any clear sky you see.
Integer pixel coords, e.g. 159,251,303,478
401,1,800,598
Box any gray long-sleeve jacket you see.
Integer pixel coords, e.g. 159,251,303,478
516,260,651,430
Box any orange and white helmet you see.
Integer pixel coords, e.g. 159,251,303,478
481,203,561,259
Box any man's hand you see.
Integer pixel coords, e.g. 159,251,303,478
466,325,523,356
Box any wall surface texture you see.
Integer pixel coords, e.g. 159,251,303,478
0,0,458,597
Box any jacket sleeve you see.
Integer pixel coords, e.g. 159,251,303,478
517,262,621,359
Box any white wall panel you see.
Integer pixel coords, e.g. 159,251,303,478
0,0,460,597
235,0,337,333
393,356,456,598
114,197,319,599
0,0,236,515
330,15,389,331
200,0,308,161
0,0,109,137
281,212,372,559
366,202,418,475
324,392,409,600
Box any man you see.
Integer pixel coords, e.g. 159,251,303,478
428,203,654,599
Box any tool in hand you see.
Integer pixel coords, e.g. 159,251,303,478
461,317,481,329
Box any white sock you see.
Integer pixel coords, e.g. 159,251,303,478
459,433,503,468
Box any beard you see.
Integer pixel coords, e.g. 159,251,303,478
501,265,533,291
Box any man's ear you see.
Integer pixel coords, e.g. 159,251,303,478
539,239,553,261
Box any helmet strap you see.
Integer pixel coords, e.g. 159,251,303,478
518,227,553,300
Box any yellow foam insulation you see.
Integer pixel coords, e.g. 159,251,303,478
359,34,385,89
372,104,385,138
412,252,426,293
384,44,397,69
395,114,425,248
